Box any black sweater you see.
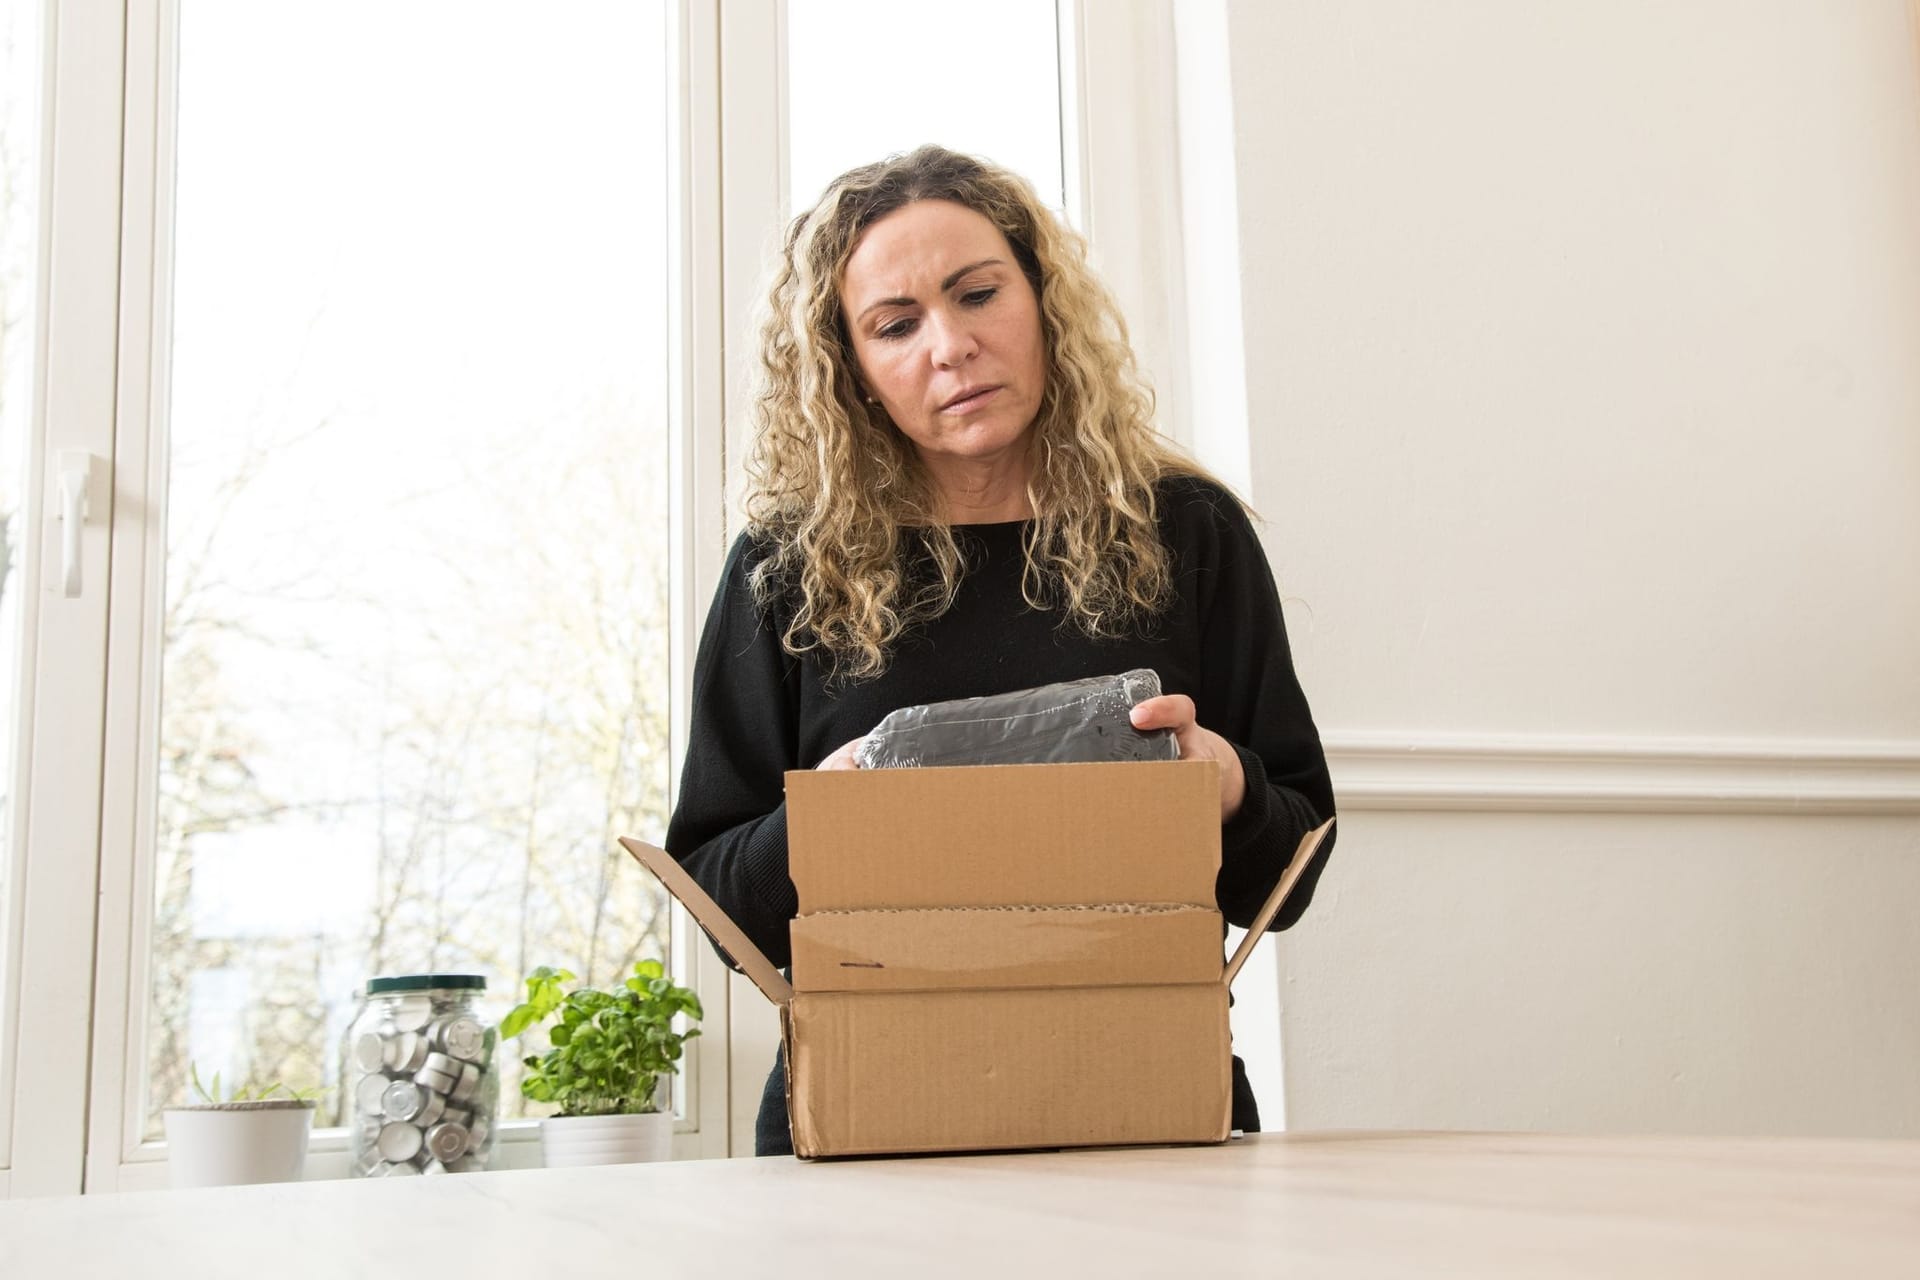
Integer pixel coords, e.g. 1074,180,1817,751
663,474,1337,1151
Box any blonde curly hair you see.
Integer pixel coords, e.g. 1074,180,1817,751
745,145,1227,681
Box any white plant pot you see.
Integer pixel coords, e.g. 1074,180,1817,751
163,1101,315,1188
540,1111,674,1168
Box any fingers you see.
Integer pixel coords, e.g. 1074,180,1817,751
1129,695,1247,819
815,737,865,771
1131,694,1208,765
1127,694,1196,733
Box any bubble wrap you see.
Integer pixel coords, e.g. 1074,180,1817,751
854,669,1180,769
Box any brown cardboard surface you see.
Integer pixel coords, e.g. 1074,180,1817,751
1223,816,1337,987
786,760,1221,912
789,904,1222,993
619,837,793,1006
786,985,1232,1157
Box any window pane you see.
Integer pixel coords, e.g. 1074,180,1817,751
0,0,45,1157
785,0,1064,212
146,3,675,1138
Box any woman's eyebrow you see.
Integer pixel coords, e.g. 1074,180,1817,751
855,258,1007,324
940,257,1005,290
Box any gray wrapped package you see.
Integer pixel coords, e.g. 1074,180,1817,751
854,669,1180,769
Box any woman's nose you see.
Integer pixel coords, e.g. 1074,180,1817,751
926,309,979,368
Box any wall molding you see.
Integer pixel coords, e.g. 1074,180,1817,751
1323,732,1920,815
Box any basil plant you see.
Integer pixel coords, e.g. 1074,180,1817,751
502,960,704,1117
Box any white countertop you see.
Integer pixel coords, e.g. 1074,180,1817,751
3,1131,1916,1277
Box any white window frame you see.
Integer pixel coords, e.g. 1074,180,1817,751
1059,0,1194,453
3,0,1194,1194
2,0,127,1198
75,0,735,1192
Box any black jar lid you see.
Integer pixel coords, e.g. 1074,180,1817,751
366,974,487,995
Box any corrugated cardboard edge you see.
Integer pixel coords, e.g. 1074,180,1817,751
619,837,794,1006
781,1003,802,1157
1222,816,1336,988
789,904,1223,993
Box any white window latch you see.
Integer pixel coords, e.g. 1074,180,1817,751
55,450,99,598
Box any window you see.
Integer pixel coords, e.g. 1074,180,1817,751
785,0,1065,213
125,2,677,1143
3,0,1188,1194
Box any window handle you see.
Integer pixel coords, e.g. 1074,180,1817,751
56,450,97,598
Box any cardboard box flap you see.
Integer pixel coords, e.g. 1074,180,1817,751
790,904,1222,993
1222,817,1336,988
619,837,793,1006
786,760,1220,911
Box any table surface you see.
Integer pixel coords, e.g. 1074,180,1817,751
3,1131,1916,1277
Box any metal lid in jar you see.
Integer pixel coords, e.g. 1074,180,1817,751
414,1091,447,1127
430,1016,487,1062
381,1080,426,1121
423,1122,470,1162
365,974,486,995
351,1033,387,1073
388,997,434,1033
448,1062,482,1105
415,1066,460,1096
376,1122,424,1163
384,1031,430,1073
354,1074,392,1115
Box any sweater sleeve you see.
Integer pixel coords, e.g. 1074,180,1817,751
1176,482,1338,932
662,533,803,969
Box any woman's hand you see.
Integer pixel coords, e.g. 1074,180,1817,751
1129,695,1247,823
815,737,866,771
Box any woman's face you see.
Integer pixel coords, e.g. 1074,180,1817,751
839,199,1048,479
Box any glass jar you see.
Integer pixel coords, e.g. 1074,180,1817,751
344,974,498,1177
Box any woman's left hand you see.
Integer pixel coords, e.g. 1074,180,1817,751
1129,694,1247,823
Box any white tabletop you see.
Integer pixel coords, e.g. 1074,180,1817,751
3,1131,1915,1278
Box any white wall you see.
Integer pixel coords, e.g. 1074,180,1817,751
1209,0,1920,1136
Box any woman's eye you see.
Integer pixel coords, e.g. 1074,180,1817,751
961,287,998,306
876,317,916,340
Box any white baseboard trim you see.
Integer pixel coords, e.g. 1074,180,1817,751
1323,732,1920,815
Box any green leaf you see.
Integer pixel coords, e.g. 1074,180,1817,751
505,960,703,1113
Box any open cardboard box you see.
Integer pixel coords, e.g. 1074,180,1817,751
622,759,1333,1158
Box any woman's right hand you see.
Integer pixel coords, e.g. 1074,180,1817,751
815,737,865,770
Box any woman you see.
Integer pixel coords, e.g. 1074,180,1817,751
664,145,1335,1157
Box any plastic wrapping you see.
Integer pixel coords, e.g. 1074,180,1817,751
854,669,1178,769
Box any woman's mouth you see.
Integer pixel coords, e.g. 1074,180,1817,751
940,385,1002,414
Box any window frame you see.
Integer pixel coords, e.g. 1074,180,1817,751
2,0,1194,1194
75,0,735,1191
2,0,128,1198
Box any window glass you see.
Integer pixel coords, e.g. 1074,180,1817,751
145,2,674,1137
785,0,1065,213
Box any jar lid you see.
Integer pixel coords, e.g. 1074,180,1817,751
366,974,487,994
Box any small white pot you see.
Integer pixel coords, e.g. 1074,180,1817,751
163,1101,315,1188
539,1111,673,1168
